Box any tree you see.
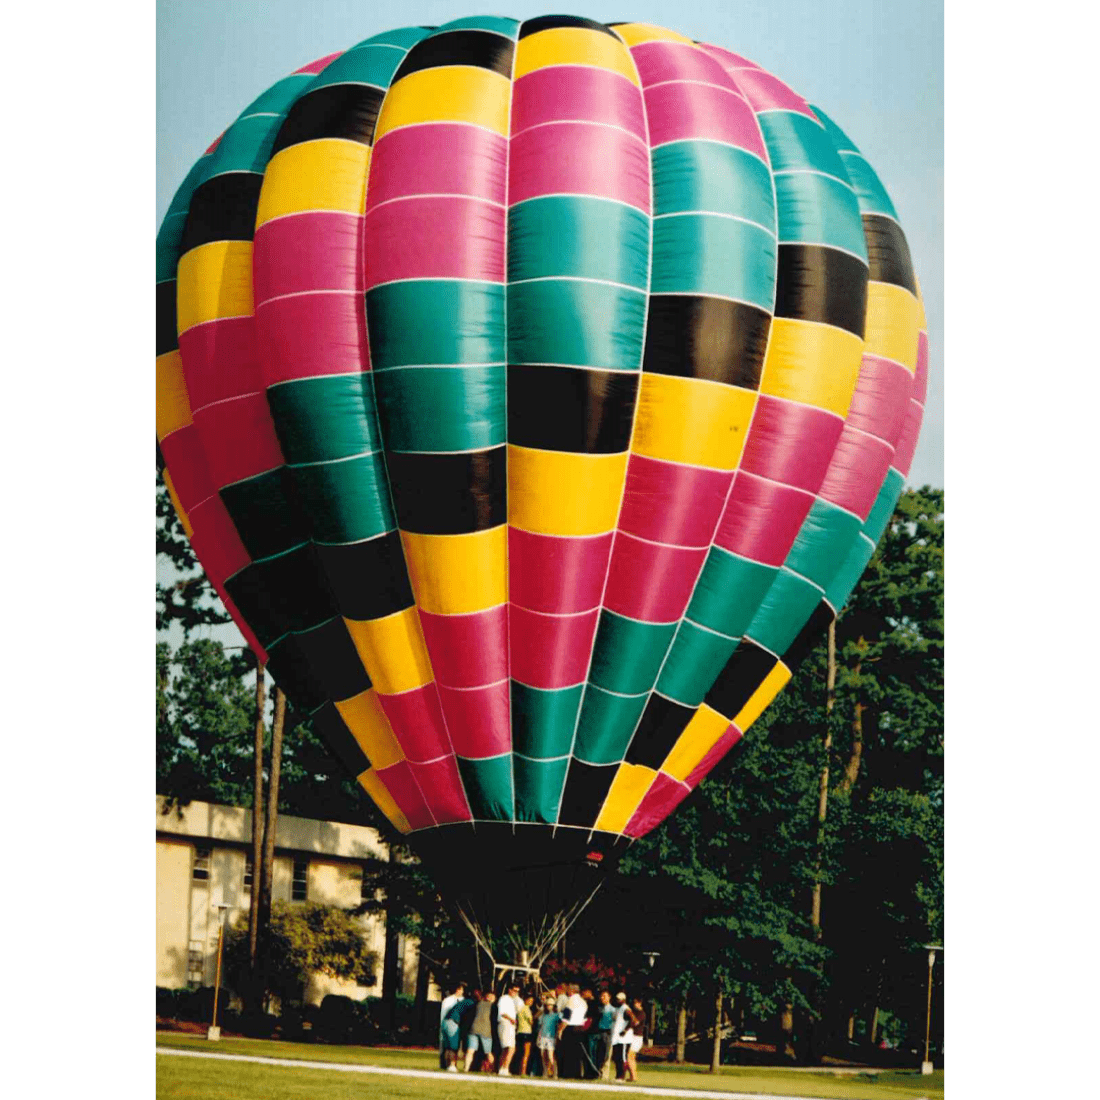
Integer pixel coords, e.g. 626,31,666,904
156,637,255,805
248,652,265,989
256,685,287,1015
833,487,944,801
813,488,944,1053
224,901,379,1007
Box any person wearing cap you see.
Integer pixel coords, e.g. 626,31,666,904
496,982,521,1076
536,993,560,1078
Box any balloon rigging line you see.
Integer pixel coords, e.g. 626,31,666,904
452,876,603,983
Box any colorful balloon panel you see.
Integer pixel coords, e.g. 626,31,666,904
157,16,927,903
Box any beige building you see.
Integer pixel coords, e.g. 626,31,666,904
156,796,431,1005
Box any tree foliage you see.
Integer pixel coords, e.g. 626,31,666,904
224,901,379,1004
157,637,255,805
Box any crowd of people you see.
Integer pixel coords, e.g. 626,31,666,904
438,979,649,1081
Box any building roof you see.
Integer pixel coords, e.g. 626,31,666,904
155,796,390,862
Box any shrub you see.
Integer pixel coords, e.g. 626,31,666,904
181,985,233,1024
314,994,371,1044
156,987,191,1019
223,902,379,1009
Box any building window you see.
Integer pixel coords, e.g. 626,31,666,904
192,846,211,881
187,940,204,987
292,859,308,901
243,853,253,892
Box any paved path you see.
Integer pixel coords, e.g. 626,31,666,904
157,1047,910,1100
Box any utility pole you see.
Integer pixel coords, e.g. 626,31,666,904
207,902,229,1038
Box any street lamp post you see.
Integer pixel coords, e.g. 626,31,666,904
921,944,942,1075
644,950,661,1047
208,900,231,1041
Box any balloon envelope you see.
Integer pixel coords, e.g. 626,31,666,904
157,15,927,936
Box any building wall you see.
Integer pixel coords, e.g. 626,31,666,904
155,797,434,1005
155,839,192,987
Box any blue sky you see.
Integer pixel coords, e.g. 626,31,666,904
157,0,943,487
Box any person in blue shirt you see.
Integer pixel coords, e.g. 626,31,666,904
536,995,561,1079
440,985,473,1073
591,989,616,1079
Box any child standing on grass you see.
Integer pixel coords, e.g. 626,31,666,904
536,995,560,1078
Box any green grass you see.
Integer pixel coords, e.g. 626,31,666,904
155,1032,943,1100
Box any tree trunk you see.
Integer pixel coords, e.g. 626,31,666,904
867,963,884,1050
382,918,401,1030
383,837,402,1029
675,997,687,1063
836,656,864,795
810,619,837,936
413,940,431,1038
777,1003,794,1062
249,685,267,934
247,651,266,1020
257,688,286,1008
804,621,837,1065
839,700,864,793
710,989,723,1073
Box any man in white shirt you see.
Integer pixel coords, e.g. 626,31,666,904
557,984,590,1078
440,983,462,1027
565,985,588,1026
497,982,521,1075
610,991,631,1080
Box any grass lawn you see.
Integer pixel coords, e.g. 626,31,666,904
156,1032,943,1100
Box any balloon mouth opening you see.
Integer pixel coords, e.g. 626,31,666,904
405,821,628,969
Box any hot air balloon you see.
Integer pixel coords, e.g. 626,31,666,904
156,14,928,971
